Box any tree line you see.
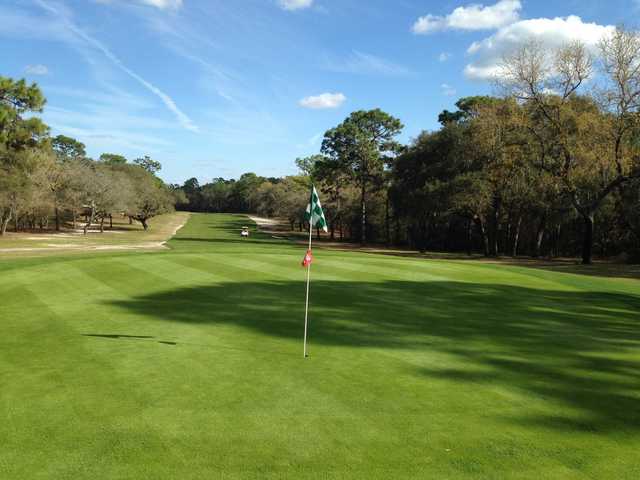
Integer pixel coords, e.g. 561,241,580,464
0,77,181,235
176,28,640,264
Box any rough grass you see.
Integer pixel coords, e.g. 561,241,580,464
1,213,638,479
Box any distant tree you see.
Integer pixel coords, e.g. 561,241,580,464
52,135,86,163
80,166,130,233
180,177,201,210
437,96,501,126
59,159,91,229
295,154,325,178
501,30,640,263
322,109,403,244
228,173,264,212
0,76,48,151
169,186,189,209
99,153,127,165
133,155,162,174
128,173,174,230
0,77,49,234
200,179,232,212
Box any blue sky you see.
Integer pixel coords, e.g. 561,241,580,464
1,0,636,184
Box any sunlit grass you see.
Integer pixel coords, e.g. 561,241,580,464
1,213,638,479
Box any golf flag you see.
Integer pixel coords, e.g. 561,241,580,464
302,249,313,268
305,185,328,233
302,185,327,358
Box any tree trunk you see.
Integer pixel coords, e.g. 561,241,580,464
581,213,594,265
54,207,61,231
360,183,367,246
141,218,149,230
99,216,105,233
534,214,546,257
385,194,390,246
1,213,10,236
475,217,489,257
72,209,77,230
467,218,473,256
512,216,522,257
489,195,501,257
129,216,133,225
84,205,95,235
553,223,562,258
109,214,113,229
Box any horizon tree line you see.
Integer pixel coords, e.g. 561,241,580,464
3,27,640,264
175,27,640,264
0,77,181,235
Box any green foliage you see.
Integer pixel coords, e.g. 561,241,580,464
295,154,325,178
99,153,127,165
0,76,48,151
133,155,162,174
321,109,403,243
52,135,86,163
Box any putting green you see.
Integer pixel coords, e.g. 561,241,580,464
1,213,639,479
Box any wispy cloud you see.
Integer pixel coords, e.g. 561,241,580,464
94,0,183,10
34,0,198,132
200,107,289,145
438,52,451,62
324,51,410,76
441,83,456,96
278,0,313,11
25,64,49,75
42,86,177,154
299,92,346,109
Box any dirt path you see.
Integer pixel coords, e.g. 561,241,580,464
247,216,284,228
0,213,190,255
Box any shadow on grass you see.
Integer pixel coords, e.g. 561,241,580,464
82,333,295,355
351,249,640,281
107,279,640,432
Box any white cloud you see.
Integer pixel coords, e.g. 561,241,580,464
413,0,521,34
299,93,346,109
441,83,457,96
25,64,49,75
95,0,183,10
438,52,451,62
35,0,198,132
278,0,313,11
324,51,410,76
139,0,183,8
465,15,615,81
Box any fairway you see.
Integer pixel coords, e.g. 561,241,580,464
1,213,639,479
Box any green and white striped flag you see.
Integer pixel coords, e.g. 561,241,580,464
305,185,328,232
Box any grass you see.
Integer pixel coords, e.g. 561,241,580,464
1,213,639,479
0,212,189,253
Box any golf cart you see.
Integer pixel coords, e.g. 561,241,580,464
241,226,250,238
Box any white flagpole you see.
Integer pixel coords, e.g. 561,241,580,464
303,207,313,358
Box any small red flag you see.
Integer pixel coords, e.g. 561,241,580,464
302,249,313,268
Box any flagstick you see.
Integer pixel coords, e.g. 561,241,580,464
303,218,313,358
